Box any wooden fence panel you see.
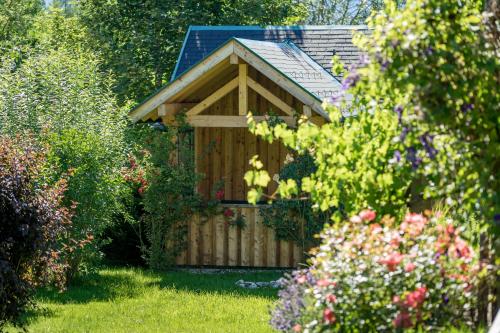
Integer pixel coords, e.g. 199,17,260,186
176,204,303,267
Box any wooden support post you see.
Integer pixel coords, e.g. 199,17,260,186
239,64,248,116
247,77,294,116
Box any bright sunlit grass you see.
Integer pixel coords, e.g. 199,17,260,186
8,267,284,333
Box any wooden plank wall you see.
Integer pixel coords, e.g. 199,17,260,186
175,205,303,267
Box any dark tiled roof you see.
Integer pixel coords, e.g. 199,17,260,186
235,38,341,100
172,25,369,81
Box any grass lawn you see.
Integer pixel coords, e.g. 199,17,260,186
8,267,284,333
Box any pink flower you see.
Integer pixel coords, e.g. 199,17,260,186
350,215,362,223
392,295,401,304
323,308,336,324
379,252,404,271
359,209,376,222
405,262,416,272
404,287,426,308
292,324,302,332
401,213,427,237
393,311,412,328
215,189,225,200
317,279,336,288
454,237,472,259
296,275,307,284
369,223,382,234
326,294,337,303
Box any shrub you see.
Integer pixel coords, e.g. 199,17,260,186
0,44,129,274
260,153,332,247
270,211,479,332
125,123,201,269
0,136,71,329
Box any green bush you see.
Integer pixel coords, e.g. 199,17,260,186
0,43,129,273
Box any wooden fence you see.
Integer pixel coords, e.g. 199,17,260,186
175,204,304,267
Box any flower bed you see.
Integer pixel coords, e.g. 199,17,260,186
271,211,478,332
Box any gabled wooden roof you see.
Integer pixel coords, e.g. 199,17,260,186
130,38,333,122
172,25,369,81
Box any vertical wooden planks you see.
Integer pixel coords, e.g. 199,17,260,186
253,210,266,267
214,214,225,265
293,243,303,267
280,240,290,268
190,215,200,265
240,207,253,266
202,217,211,265
267,222,278,267
228,211,238,266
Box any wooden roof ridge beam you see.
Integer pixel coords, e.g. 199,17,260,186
186,77,239,116
246,76,294,116
238,64,248,116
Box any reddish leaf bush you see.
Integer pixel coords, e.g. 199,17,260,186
0,136,72,329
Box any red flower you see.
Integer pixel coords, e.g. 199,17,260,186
215,189,225,201
404,287,427,308
323,308,336,324
405,262,416,272
326,294,337,303
393,311,412,328
359,209,376,222
379,252,404,271
223,208,234,217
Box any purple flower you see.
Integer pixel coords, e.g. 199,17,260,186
461,103,474,113
406,146,422,169
394,105,404,124
400,126,410,142
341,69,360,90
419,132,438,159
494,214,500,227
394,150,402,162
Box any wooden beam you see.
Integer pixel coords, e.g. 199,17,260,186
238,64,248,116
129,42,234,122
158,103,197,116
229,54,239,65
247,76,294,116
186,77,238,116
233,42,327,118
303,105,312,117
187,115,295,127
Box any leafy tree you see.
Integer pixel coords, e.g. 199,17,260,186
0,136,72,330
246,0,499,235
0,11,129,273
0,0,43,56
304,0,385,24
77,0,307,104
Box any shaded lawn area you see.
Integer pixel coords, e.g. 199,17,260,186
8,267,284,333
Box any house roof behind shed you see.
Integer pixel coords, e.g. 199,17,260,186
172,25,369,81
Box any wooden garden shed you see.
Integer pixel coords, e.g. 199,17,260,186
129,25,367,268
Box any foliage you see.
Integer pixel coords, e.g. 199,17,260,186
77,0,308,104
246,107,415,222
260,153,332,247
304,0,385,25
0,0,43,58
349,0,500,230
271,210,479,332
0,33,129,273
246,0,499,233
0,136,71,330
125,123,201,270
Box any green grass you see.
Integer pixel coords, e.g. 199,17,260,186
8,267,284,333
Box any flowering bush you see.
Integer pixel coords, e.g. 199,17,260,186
270,210,479,332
